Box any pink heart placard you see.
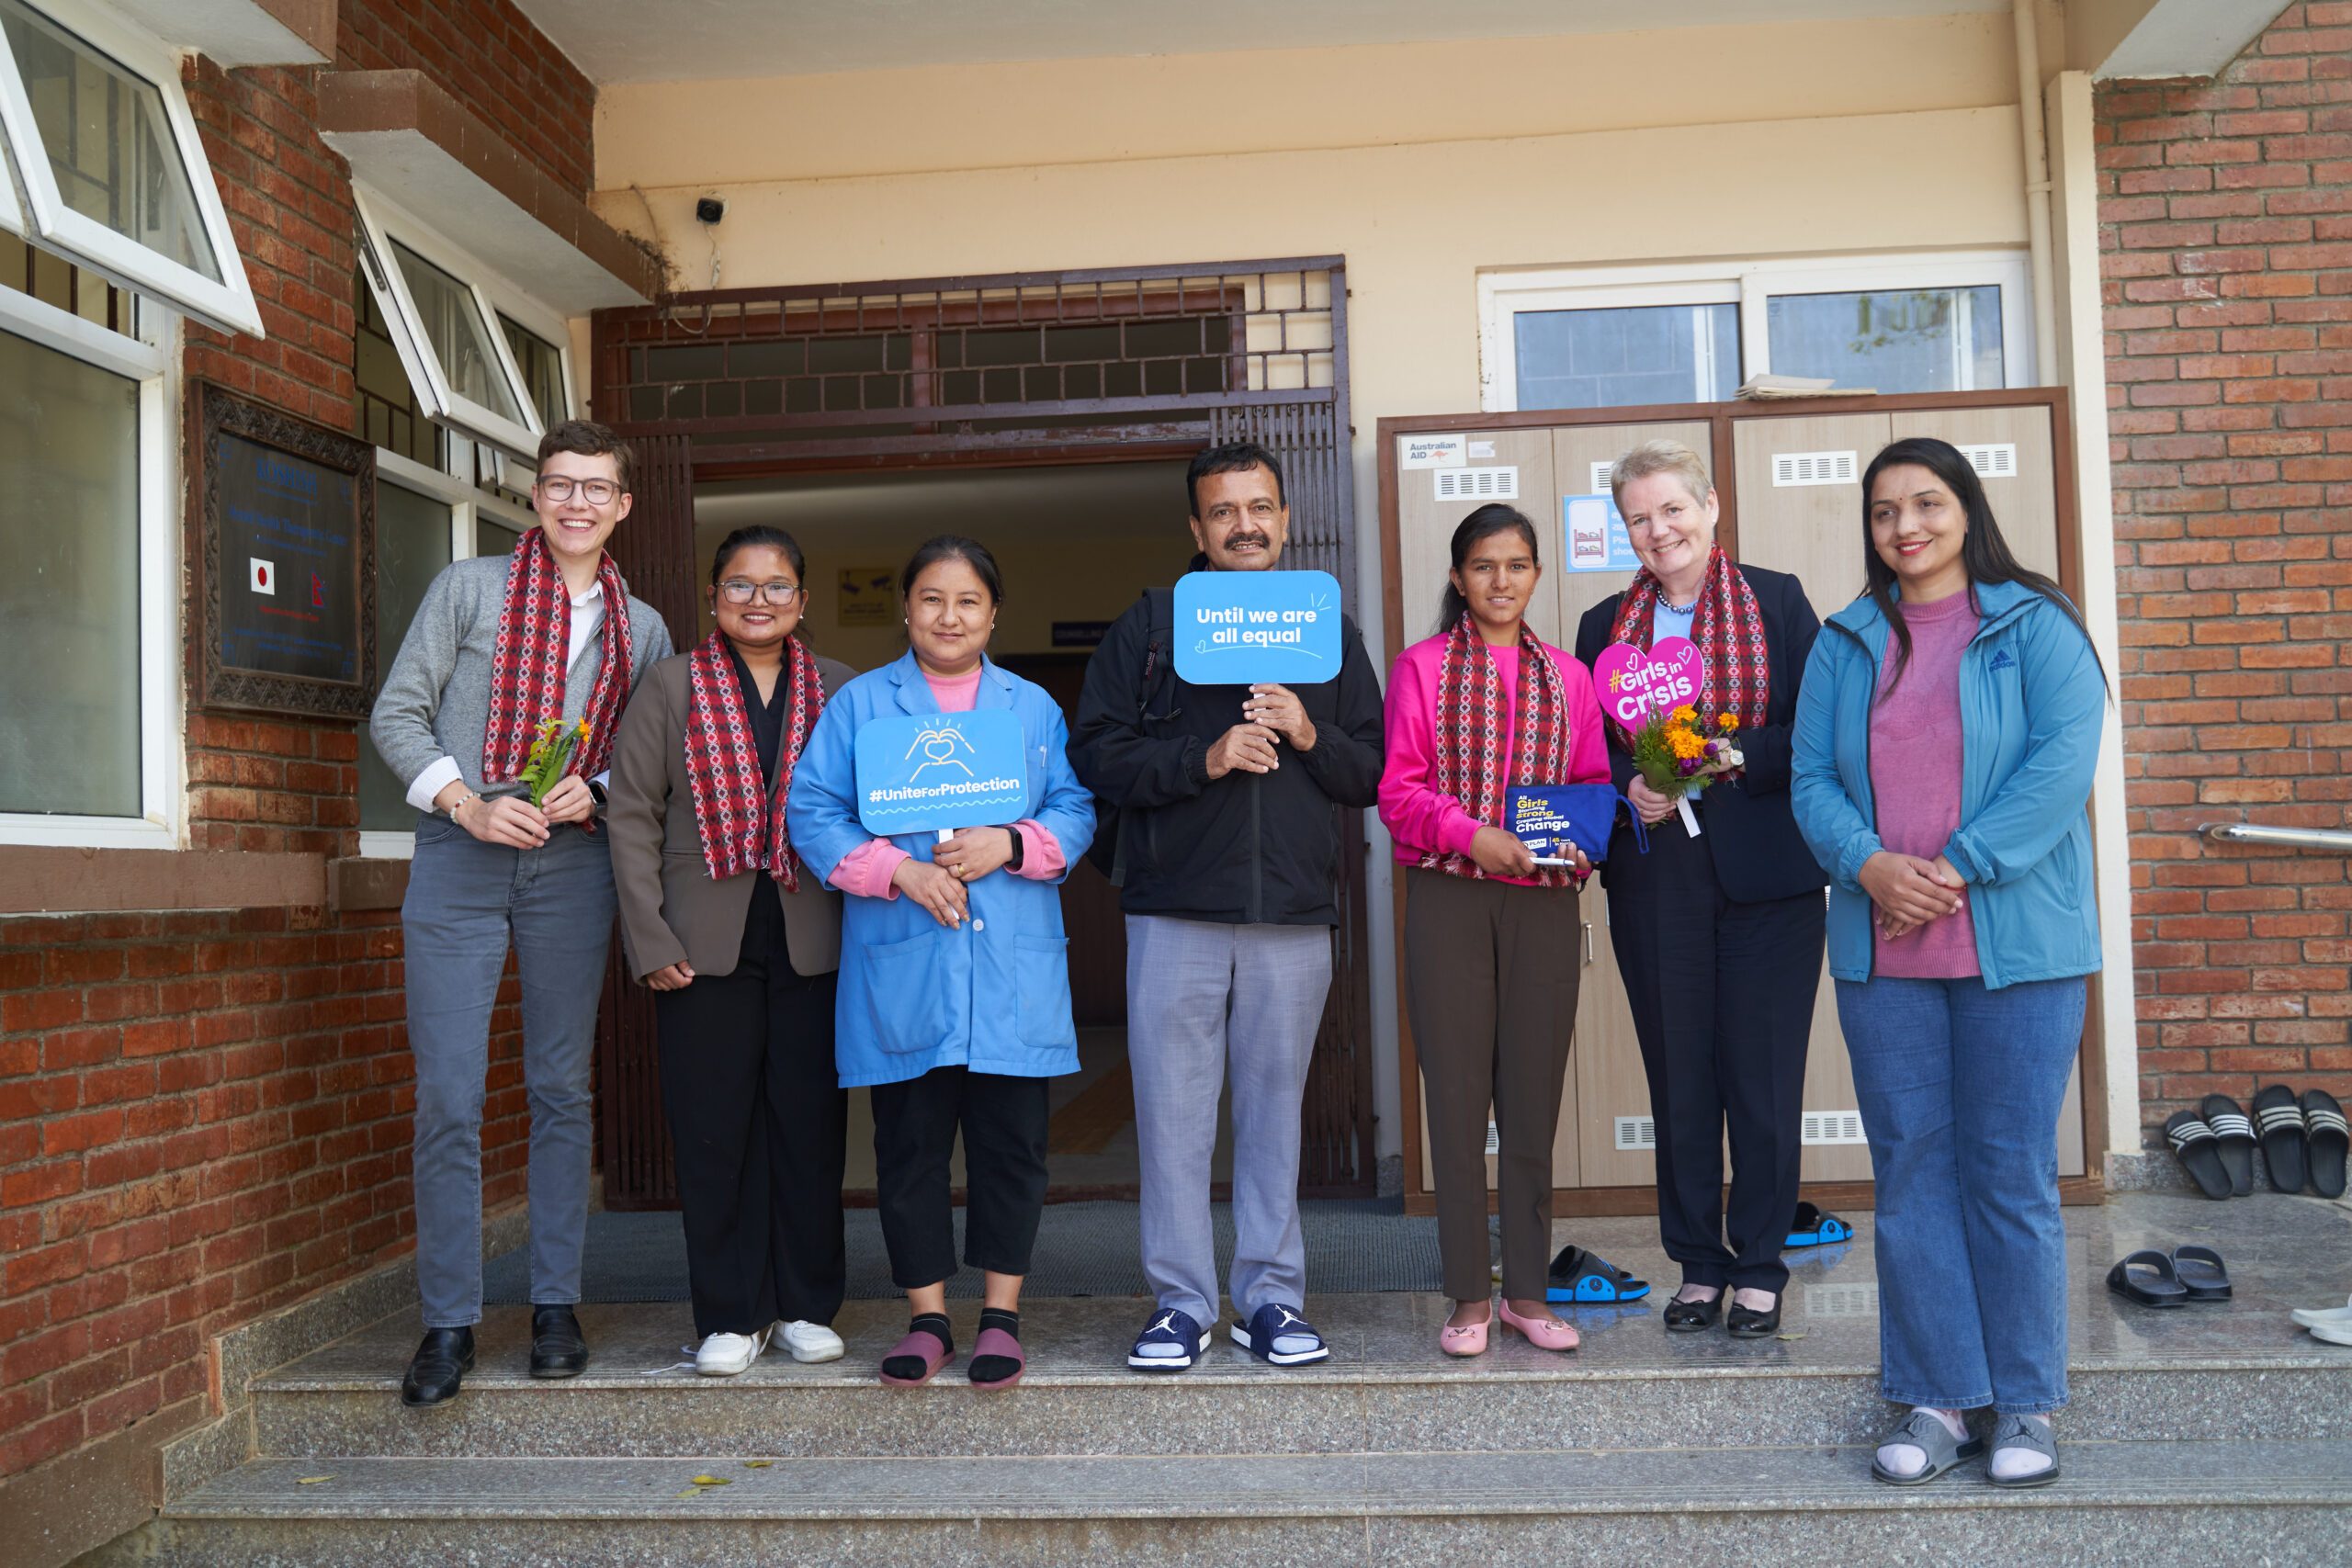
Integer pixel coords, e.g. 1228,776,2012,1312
1591,637,1702,728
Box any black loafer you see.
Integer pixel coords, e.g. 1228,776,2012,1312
1662,1293,1722,1333
530,1304,589,1378
1727,1295,1783,1338
401,1326,475,1407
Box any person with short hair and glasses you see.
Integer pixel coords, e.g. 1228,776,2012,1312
608,526,857,1376
370,420,673,1406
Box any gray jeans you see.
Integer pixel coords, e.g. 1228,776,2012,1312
401,816,614,1327
1125,914,1332,1327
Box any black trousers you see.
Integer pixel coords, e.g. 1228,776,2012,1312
869,1065,1050,1291
1606,821,1825,1294
654,885,846,1337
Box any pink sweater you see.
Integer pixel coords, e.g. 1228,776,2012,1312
1869,592,1980,977
826,667,1067,899
1379,633,1609,886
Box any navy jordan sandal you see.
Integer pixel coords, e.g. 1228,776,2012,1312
1544,1245,1652,1303
1126,1306,1210,1372
1784,1201,1855,1248
1230,1303,1329,1366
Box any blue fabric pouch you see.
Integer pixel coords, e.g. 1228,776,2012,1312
1504,784,1644,864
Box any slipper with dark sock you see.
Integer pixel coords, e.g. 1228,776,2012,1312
879,1315,954,1386
1544,1245,1651,1303
2164,1109,2233,1201
2301,1089,2347,1200
2254,1084,2309,1194
1784,1201,1855,1248
2169,1245,2232,1302
2200,1093,2257,1197
968,1309,1024,1389
2107,1249,2189,1308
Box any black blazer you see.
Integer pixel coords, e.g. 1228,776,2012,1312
1574,563,1828,904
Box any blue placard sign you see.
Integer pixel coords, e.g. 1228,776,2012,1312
1562,493,1641,573
854,709,1029,836
1172,569,1343,686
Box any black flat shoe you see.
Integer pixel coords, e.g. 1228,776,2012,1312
401,1326,474,1407
1663,1293,1722,1333
1727,1295,1782,1337
530,1304,589,1378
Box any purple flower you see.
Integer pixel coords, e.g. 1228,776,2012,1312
1704,740,1721,758
1677,757,1700,776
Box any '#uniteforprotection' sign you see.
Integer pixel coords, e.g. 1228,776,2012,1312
853,709,1029,836
1172,570,1343,686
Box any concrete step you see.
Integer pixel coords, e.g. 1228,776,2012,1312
108,1442,2352,1566
245,1292,2352,1458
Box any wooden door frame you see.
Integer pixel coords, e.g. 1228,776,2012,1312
1376,387,2107,1215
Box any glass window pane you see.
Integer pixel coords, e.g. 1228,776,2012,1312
0,0,221,282
359,481,454,830
476,516,524,559
390,240,526,423
1513,302,1739,411
499,313,568,431
0,327,139,816
1766,285,2004,393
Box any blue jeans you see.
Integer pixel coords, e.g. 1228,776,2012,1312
1835,974,2086,1415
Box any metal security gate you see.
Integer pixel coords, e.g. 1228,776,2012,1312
590,258,1371,1205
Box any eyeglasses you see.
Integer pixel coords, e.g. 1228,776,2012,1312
718,580,801,605
537,476,620,505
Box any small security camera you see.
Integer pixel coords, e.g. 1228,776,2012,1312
695,197,725,225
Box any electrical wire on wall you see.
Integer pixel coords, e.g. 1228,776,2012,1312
629,183,724,337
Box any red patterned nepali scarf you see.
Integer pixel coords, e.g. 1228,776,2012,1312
1418,615,1576,887
683,630,824,891
481,528,633,784
1604,543,1770,749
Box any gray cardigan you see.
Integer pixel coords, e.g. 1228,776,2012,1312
370,554,674,810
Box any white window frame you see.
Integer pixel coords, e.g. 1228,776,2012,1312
356,448,534,859
0,277,179,849
353,186,546,465
1478,251,2034,413
0,0,264,338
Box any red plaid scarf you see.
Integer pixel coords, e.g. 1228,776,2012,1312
481,528,633,784
1418,615,1576,887
1605,543,1770,748
683,631,824,891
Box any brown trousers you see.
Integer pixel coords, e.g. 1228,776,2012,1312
1403,867,1582,1301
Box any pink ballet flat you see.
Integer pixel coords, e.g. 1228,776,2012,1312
1440,1303,1492,1358
1498,1301,1579,1353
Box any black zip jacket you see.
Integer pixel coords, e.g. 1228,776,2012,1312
1070,578,1385,927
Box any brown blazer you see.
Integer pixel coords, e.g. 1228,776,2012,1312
608,648,856,983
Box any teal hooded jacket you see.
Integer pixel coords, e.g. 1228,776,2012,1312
1790,579,2106,989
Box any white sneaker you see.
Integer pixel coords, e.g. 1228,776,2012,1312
777,1319,845,1363
695,1325,770,1376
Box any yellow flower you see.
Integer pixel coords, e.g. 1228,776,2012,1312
576,719,592,739
1672,705,1697,723
1718,712,1738,731
1668,728,1705,761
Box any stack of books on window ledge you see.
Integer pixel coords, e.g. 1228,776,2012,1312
1736,374,1876,400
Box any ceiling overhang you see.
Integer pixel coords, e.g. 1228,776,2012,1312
2072,0,2292,80
107,0,334,68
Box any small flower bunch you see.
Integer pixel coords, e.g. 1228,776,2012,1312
1630,706,1744,798
520,716,591,806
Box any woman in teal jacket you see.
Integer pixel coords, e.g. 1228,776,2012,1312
787,536,1094,1390
1791,438,2105,1494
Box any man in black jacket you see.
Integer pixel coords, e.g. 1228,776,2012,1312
1071,442,1384,1373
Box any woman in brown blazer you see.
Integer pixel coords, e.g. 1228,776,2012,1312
609,525,856,1376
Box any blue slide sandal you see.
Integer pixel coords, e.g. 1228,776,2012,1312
1544,1246,1651,1303
1784,1201,1854,1249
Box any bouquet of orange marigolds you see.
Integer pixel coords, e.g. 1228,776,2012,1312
520,716,591,807
1629,705,1745,823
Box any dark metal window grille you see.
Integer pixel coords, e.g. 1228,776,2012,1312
595,262,1340,447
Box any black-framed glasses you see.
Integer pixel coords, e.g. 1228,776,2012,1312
537,476,620,504
718,579,801,605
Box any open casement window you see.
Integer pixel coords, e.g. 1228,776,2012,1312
353,187,545,462
0,0,262,338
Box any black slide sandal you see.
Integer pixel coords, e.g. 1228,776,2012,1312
2254,1085,2309,1194
2200,1093,2257,1197
2301,1089,2347,1200
2170,1245,2232,1302
2107,1249,2190,1308
2164,1110,2233,1201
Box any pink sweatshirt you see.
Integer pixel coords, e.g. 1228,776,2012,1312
1379,633,1609,887
1868,592,1981,977
826,666,1067,899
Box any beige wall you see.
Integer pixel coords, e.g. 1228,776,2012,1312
594,12,2068,1169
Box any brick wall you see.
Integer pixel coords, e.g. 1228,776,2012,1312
2097,2,2352,1141
0,0,584,1496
